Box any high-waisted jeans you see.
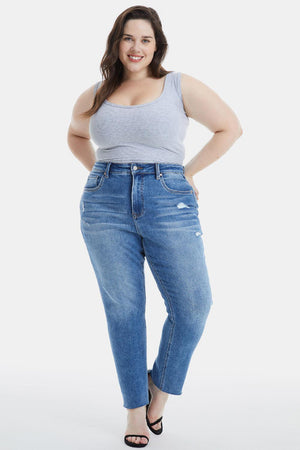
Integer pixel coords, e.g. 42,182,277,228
79,161,213,409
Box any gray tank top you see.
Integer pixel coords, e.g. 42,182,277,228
89,71,189,164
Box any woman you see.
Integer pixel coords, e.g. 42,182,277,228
67,5,242,448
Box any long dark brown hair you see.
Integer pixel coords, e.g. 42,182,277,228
80,5,171,118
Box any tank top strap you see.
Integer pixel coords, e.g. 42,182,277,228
93,80,102,96
165,71,183,102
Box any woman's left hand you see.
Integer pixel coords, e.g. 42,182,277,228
184,174,199,200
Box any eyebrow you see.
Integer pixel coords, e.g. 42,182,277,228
122,33,153,39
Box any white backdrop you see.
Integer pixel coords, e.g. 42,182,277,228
1,1,299,449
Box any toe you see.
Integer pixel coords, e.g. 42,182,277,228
125,435,148,445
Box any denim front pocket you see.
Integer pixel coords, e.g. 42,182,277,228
159,172,194,195
83,172,106,192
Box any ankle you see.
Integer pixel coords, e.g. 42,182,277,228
156,388,169,399
150,385,169,401
127,405,146,417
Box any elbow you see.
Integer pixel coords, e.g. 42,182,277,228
229,126,243,140
227,119,243,138
215,126,243,138
216,120,243,137
230,122,243,137
233,120,243,137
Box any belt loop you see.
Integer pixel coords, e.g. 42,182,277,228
104,162,111,178
155,163,161,180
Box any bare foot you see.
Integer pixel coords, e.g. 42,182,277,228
147,372,169,431
125,405,150,446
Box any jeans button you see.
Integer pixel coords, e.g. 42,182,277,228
133,165,137,170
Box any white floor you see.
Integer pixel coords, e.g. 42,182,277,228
1,369,299,450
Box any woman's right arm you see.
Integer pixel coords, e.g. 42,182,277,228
67,84,97,172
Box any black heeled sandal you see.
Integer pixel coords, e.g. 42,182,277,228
124,434,149,448
146,388,163,435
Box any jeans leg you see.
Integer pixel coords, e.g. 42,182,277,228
81,222,149,409
143,233,213,395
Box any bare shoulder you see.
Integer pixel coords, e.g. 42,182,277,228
180,72,242,133
68,83,98,139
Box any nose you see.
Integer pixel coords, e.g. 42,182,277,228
130,44,142,54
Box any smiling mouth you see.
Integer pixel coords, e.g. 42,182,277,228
128,55,144,61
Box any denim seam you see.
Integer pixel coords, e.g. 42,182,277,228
83,174,106,192
140,175,145,216
160,173,193,195
142,247,175,391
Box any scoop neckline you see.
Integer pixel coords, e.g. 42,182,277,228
103,72,171,108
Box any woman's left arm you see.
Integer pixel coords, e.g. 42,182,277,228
181,73,243,198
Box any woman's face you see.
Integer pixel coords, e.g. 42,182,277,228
118,19,157,77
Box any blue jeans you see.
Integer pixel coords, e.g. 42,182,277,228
79,162,213,409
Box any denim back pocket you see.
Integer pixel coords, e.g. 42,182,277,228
159,171,194,195
83,171,106,192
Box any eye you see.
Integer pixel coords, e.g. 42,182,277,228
123,37,150,43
